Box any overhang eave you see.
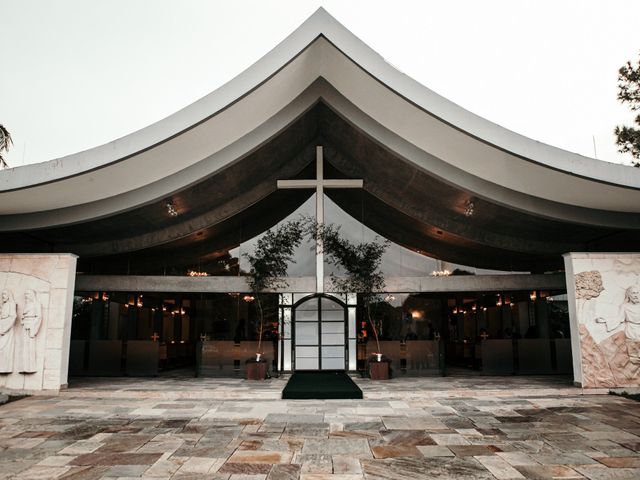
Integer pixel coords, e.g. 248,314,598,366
1,8,639,218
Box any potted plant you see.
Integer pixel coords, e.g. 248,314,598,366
307,220,390,379
243,220,304,379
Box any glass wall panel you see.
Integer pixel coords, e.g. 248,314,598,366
322,323,344,334
353,290,570,377
321,346,344,357
296,310,318,321
321,333,344,345
322,358,344,369
321,310,343,321
237,195,316,277
295,346,318,358
71,292,281,377
297,357,319,370
323,195,527,278
296,323,319,344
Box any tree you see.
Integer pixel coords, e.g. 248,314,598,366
615,53,640,167
0,124,12,169
307,220,389,355
243,220,305,358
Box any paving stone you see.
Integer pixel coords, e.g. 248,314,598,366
97,434,155,453
218,462,272,475
15,430,57,438
227,450,294,464
105,464,148,476
496,451,539,466
294,454,333,474
344,421,384,431
178,456,222,474
36,455,76,466
332,455,362,474
596,456,640,468
265,414,324,424
143,454,186,477
574,464,640,479
370,444,422,458
266,463,300,480
302,439,370,456
283,426,329,438
3,377,640,480
448,444,501,456
378,429,435,446
12,465,71,479
430,433,471,445
362,456,494,479
532,452,599,465
69,452,162,466
299,475,362,480
59,440,104,455
416,445,455,457
514,464,584,479
381,416,446,430
58,465,111,479
475,455,525,479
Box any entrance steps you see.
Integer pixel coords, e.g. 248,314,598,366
354,375,608,400
63,374,609,401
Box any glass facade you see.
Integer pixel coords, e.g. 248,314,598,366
235,193,525,279
70,194,570,378
353,291,571,376
70,292,279,377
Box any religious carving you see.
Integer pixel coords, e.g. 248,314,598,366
574,270,604,300
19,289,42,373
0,254,77,392
596,285,640,364
569,254,640,387
0,289,17,373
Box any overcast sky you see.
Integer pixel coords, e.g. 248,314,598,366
1,0,639,168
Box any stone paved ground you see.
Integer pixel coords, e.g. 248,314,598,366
1,377,640,479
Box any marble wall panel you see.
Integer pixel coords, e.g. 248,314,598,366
0,254,77,393
564,253,640,388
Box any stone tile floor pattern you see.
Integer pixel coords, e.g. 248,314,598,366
1,376,640,479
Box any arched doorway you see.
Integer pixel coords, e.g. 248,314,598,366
293,294,347,371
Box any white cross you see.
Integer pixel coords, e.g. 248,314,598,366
277,146,363,293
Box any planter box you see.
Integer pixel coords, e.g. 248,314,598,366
246,360,267,380
369,360,390,380
197,341,275,378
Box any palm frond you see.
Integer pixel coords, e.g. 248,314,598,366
0,124,13,169
0,124,12,151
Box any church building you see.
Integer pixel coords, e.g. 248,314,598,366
1,9,639,393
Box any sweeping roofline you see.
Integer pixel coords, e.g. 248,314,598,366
0,8,638,208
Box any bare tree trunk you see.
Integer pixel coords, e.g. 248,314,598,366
366,303,381,354
256,295,264,354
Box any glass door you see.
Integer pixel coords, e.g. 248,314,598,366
293,295,346,370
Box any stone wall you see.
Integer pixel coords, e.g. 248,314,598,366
564,253,640,388
0,254,77,393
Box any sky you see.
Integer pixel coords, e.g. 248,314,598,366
1,0,640,168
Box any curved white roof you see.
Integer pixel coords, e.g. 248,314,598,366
1,8,639,230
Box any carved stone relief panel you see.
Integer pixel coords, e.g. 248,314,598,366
0,289,17,373
0,274,49,382
0,254,77,393
564,253,640,388
20,289,43,373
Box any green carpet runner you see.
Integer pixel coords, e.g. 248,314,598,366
282,371,363,399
